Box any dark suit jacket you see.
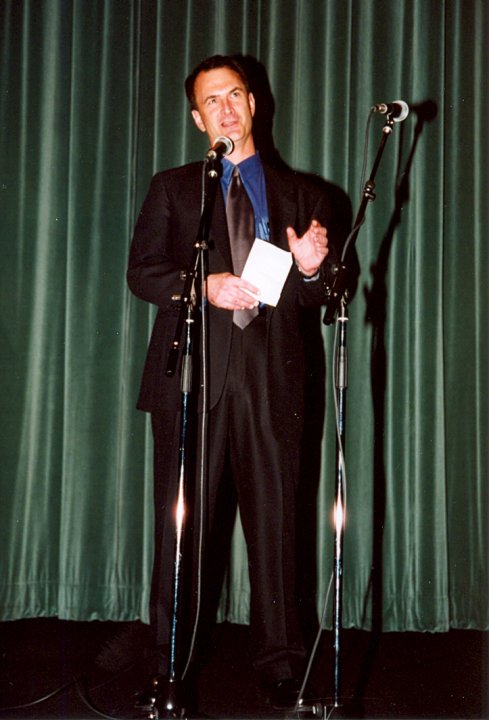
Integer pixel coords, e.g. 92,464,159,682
127,159,348,436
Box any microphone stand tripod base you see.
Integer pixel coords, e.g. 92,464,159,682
287,699,324,718
318,699,364,719
141,675,187,720
289,697,363,719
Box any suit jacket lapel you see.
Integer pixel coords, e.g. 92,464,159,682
210,178,234,271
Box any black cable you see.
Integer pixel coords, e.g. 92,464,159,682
73,675,135,720
181,161,209,682
0,679,74,713
359,108,375,202
0,663,138,717
84,660,137,692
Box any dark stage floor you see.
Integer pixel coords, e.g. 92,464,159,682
0,619,486,719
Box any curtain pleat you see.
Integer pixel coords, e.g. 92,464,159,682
0,0,487,631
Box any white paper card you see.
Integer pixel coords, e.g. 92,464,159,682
241,239,293,307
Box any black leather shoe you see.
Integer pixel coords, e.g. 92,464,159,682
265,678,301,710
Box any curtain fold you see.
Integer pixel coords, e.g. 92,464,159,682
0,0,487,631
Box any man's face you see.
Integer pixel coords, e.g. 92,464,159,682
191,66,256,160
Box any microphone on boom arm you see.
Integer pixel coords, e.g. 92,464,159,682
372,100,410,122
206,136,234,160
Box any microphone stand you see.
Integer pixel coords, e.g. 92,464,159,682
319,113,400,718
148,157,221,720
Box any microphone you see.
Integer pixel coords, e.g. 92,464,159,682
206,136,234,160
372,100,410,122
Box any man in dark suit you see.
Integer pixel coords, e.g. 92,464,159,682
127,55,347,710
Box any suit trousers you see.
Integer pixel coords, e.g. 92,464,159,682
150,313,305,683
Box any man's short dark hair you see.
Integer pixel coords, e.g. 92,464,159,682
185,55,250,110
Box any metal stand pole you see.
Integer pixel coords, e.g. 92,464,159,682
332,299,348,710
149,159,221,720
321,113,401,717
153,305,195,719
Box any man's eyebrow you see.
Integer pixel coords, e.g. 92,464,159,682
203,86,245,104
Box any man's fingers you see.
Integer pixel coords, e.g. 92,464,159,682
286,226,298,243
207,272,260,309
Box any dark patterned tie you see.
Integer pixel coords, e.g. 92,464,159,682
226,167,258,329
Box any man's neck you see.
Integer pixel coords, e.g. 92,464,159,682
227,138,256,165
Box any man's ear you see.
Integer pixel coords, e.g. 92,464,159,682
248,92,256,117
191,109,206,133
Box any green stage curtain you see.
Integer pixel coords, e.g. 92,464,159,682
0,0,487,631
